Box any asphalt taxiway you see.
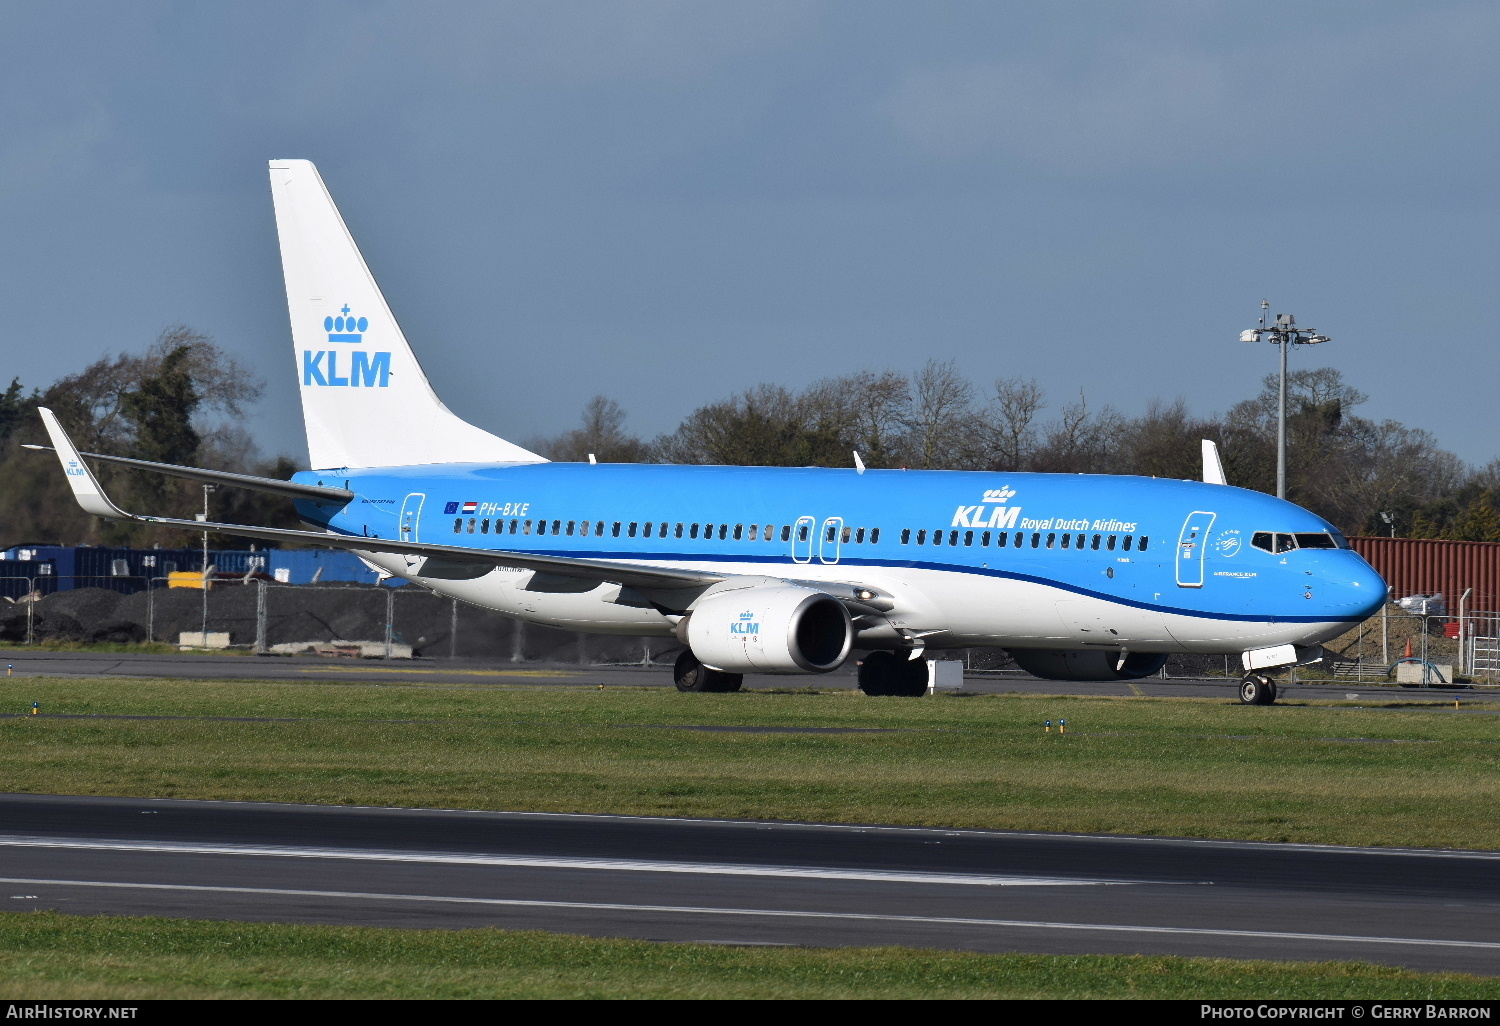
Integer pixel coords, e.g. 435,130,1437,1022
3,650,1494,704
0,794,1495,974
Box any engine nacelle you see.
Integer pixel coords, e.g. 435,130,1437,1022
1008,649,1169,682
686,585,852,674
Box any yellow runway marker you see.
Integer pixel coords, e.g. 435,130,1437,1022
1127,683,1146,697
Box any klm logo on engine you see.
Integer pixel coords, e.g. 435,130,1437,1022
730,611,760,636
303,304,391,387
954,486,1021,528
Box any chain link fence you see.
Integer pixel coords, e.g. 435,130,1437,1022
3,577,1496,682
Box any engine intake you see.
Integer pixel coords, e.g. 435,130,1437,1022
1008,649,1168,682
687,585,852,674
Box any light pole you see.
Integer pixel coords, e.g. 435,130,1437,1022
1239,300,1330,499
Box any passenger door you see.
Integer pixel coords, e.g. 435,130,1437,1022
399,492,425,543
1175,511,1216,588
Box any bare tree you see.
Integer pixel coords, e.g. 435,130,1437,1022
533,395,648,463
903,359,974,469
983,376,1045,471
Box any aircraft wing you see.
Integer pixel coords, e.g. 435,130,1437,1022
35,407,721,592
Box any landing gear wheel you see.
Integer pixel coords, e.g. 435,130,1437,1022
858,651,928,697
673,649,742,693
1239,674,1277,706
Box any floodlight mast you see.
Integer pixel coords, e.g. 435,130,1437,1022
1237,300,1329,500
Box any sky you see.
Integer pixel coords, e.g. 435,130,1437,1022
1,0,1496,465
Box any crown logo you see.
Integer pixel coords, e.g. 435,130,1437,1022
983,487,1017,503
324,304,368,344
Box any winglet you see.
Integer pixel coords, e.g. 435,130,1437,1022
1201,439,1227,485
853,451,866,475
37,408,135,519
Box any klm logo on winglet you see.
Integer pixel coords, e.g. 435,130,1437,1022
303,304,391,387
65,460,86,478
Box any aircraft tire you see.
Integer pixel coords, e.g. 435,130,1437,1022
674,649,742,693
859,651,928,697
1238,674,1277,706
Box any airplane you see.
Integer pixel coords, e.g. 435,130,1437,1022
34,159,1387,705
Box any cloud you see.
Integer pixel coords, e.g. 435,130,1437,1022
885,4,1499,176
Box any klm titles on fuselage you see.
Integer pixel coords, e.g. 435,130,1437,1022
302,304,392,388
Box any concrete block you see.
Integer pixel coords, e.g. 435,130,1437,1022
926,659,965,693
1395,662,1452,684
178,631,231,649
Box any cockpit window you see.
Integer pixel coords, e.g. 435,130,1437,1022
1252,531,1342,553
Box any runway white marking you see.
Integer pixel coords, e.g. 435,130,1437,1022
0,835,1131,887
2,877,1495,952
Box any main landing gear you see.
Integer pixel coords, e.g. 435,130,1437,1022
857,651,928,697
1239,674,1278,706
674,649,742,693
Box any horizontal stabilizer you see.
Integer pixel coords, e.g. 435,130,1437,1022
23,440,352,504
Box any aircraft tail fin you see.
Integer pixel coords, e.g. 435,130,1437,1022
267,160,545,470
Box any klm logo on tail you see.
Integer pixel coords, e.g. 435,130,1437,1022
303,304,391,388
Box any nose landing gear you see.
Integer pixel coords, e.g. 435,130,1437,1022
1239,674,1278,705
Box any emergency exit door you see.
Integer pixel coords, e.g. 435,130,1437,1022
1175,510,1216,588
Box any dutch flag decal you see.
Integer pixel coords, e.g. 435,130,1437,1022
462,501,478,514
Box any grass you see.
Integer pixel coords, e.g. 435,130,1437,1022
0,676,1497,848
0,912,1492,999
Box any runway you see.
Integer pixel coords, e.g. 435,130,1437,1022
5,650,1494,704
0,794,1495,974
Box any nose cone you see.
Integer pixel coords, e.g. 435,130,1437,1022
1325,553,1387,622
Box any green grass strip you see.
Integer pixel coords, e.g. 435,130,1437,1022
1,677,1497,849
0,912,1493,1000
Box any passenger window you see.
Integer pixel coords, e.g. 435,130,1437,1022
949,530,959,546
1123,535,1133,551
1031,533,1040,548
478,519,488,534
659,522,668,537
901,529,911,544
524,520,533,535
690,523,700,539
964,530,973,546
841,526,851,543
781,525,791,542
917,529,927,544
611,522,621,537
453,518,461,533
580,520,589,536
1295,533,1337,549
1091,534,1100,550
1045,532,1055,548
1014,532,1024,548
870,527,880,544
595,521,604,537
749,524,758,539
719,524,728,540
933,529,942,546
735,524,744,541
1106,535,1116,550
764,525,775,541
552,520,561,535
855,527,865,543
643,522,654,538
1061,533,1070,549
1139,536,1149,551
468,518,476,534
995,532,1006,546
797,524,808,542
510,520,519,534
981,531,991,546
628,522,638,537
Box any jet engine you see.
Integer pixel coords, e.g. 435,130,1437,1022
1008,649,1169,681
686,585,852,674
